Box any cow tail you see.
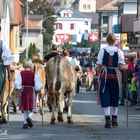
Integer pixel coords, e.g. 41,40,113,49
55,56,61,92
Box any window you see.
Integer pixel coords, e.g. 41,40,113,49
15,31,18,48
103,16,108,24
20,34,22,47
64,13,69,17
83,4,86,9
85,21,88,25
56,23,63,29
103,32,108,38
70,23,75,30
87,5,91,9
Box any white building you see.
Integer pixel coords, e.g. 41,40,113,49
54,8,92,45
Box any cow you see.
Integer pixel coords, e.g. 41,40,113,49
45,55,76,124
85,69,95,92
32,58,46,115
0,68,16,123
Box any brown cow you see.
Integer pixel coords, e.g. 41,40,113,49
0,68,15,123
33,59,46,115
45,55,76,124
85,70,95,92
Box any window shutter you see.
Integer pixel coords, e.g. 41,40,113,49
60,23,63,29
56,24,58,29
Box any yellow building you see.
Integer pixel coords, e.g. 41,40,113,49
10,0,24,62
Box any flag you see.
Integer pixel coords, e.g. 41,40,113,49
88,34,98,43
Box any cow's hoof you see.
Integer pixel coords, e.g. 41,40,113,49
2,118,7,124
40,111,44,115
67,117,73,124
13,108,17,113
57,112,64,122
50,118,56,124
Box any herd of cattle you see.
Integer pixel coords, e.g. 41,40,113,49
0,55,96,124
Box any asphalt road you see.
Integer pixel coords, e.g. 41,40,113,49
0,88,140,140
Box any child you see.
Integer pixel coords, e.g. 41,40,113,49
14,59,43,129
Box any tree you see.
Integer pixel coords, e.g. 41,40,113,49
21,0,56,53
28,43,38,59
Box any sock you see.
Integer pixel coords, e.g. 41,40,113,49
103,107,111,116
28,111,33,119
111,107,118,116
23,110,28,124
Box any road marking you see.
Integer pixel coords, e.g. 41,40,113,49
73,100,96,104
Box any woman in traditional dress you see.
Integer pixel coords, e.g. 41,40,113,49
14,59,43,129
96,33,125,128
0,40,12,103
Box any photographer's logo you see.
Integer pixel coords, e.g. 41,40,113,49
0,130,8,135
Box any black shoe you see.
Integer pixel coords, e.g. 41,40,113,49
26,117,33,128
105,116,111,128
112,115,118,127
22,124,28,129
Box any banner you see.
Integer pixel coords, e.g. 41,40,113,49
88,34,98,43
55,34,71,43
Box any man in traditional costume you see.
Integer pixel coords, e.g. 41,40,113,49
0,40,12,103
44,44,60,61
14,59,43,129
96,33,125,128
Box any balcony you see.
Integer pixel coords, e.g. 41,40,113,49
133,18,140,33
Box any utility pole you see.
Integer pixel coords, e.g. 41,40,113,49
26,0,33,59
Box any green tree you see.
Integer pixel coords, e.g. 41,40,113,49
60,42,74,50
28,43,38,59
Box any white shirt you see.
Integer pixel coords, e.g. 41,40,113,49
96,46,125,65
14,72,43,91
1,42,13,65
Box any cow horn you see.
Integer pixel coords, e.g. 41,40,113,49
10,64,22,70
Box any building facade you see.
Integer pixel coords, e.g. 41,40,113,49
96,0,118,48
114,0,138,51
22,15,44,59
54,8,92,45
73,0,96,13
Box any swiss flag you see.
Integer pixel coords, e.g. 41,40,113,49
56,34,71,43
89,34,98,43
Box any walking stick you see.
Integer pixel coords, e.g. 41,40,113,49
7,79,10,125
41,96,44,127
125,70,129,127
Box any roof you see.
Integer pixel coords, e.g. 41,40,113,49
23,18,42,30
81,12,99,25
96,0,118,11
73,0,80,4
121,14,137,33
10,0,24,25
114,0,137,6
28,15,43,20
56,8,92,19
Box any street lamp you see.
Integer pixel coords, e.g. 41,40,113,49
42,15,57,22
26,0,33,59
